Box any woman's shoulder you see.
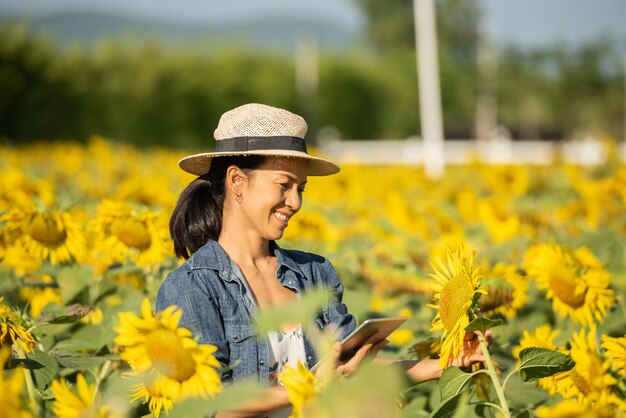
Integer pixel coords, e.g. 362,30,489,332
277,246,339,282
280,247,328,265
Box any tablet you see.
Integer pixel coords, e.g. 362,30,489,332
311,316,408,371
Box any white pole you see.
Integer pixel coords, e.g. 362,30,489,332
414,0,445,179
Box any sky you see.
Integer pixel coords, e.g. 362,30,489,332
1,0,626,49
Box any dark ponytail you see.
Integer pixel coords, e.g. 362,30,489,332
170,155,267,259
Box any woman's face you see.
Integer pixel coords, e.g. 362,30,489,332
238,157,308,241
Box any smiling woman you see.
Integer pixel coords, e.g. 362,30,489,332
155,103,488,418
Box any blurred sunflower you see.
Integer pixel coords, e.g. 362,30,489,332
89,200,170,271
129,379,173,418
19,274,61,317
554,327,624,409
2,208,86,265
0,346,34,418
279,359,322,418
0,297,36,353
535,399,615,418
283,210,338,248
410,338,440,360
428,246,486,368
479,263,529,319
523,243,615,327
0,168,55,211
51,373,114,418
113,298,222,417
601,334,626,377
477,196,521,243
512,324,568,395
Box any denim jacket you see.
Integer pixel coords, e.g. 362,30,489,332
156,239,356,385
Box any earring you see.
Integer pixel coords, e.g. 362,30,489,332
235,193,242,203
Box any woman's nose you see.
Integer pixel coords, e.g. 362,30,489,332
286,188,302,212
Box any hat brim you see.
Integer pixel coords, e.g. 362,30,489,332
179,150,340,177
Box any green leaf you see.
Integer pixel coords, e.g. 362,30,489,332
25,351,59,393
255,288,330,335
518,347,575,382
516,410,531,418
167,381,265,418
431,391,469,418
437,366,475,401
465,317,503,334
53,352,119,370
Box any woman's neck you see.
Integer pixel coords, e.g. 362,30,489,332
218,230,272,268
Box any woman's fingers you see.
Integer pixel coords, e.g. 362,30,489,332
339,334,388,377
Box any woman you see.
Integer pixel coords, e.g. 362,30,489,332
156,103,488,417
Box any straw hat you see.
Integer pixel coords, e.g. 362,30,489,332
179,103,340,176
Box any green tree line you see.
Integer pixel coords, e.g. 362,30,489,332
0,0,624,148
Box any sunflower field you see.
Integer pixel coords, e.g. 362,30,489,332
1,136,625,417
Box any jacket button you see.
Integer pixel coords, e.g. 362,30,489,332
259,360,265,366
232,335,238,341
307,355,312,361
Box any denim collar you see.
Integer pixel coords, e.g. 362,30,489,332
189,239,304,280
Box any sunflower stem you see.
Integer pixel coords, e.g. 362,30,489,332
92,360,112,401
482,401,507,416
478,336,511,418
501,364,520,393
14,345,38,405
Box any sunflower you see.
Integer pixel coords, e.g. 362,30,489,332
0,168,55,211
1,208,86,265
279,359,322,418
554,327,624,410
512,324,568,394
479,262,529,319
601,333,626,377
535,399,615,418
0,297,36,353
523,243,615,327
0,346,35,418
476,195,521,243
88,200,170,271
50,373,114,418
0,240,43,275
428,246,486,369
113,298,222,417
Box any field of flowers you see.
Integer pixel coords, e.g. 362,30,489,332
1,136,625,417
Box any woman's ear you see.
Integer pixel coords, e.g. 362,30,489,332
225,165,248,197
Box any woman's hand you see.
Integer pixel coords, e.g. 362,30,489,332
316,334,389,378
448,329,492,368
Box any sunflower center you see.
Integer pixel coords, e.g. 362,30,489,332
569,368,591,396
111,218,152,250
439,276,474,332
549,269,586,308
22,215,67,246
145,330,196,382
479,285,514,313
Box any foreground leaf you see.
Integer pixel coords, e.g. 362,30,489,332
167,381,265,418
25,351,59,393
438,367,475,401
431,391,470,418
255,288,330,335
518,347,575,382
465,317,503,334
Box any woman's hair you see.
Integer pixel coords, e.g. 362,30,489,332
170,155,267,259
